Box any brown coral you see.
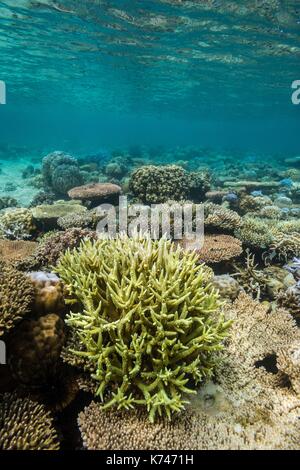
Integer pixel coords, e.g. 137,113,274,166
0,393,59,450
16,228,97,271
0,262,35,337
28,271,66,315
78,293,300,450
0,240,38,264
9,314,65,387
189,234,242,264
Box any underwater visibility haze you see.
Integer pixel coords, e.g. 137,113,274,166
0,0,300,452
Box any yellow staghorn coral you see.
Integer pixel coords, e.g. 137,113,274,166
56,234,230,422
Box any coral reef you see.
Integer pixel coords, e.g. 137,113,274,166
56,234,230,422
0,393,59,450
0,262,35,337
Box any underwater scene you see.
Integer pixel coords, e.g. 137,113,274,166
0,0,300,452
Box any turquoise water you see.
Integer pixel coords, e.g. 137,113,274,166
0,0,299,155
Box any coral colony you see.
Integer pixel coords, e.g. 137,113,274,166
1,1,300,452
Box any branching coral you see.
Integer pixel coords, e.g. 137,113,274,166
0,393,59,450
16,228,97,271
56,234,230,422
0,208,36,240
0,262,35,337
78,294,300,450
233,250,269,300
204,202,241,232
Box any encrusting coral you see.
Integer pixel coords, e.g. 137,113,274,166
56,234,231,422
0,393,59,450
0,262,35,337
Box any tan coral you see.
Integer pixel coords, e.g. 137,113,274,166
9,314,65,387
0,393,59,450
0,240,38,264
187,234,242,264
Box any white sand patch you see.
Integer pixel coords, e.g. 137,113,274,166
0,158,40,207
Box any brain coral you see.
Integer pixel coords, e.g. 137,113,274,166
56,234,230,422
0,393,59,450
0,262,35,337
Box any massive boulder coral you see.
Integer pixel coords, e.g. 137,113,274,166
0,393,59,450
129,165,209,204
9,313,65,387
27,272,65,315
41,151,83,196
56,234,230,422
0,262,35,337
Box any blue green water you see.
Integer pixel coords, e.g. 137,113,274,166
0,0,300,155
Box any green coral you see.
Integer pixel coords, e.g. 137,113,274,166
55,234,230,422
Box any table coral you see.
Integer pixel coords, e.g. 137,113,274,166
56,234,230,422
